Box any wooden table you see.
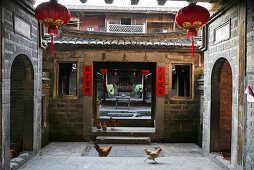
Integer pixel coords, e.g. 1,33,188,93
115,95,131,110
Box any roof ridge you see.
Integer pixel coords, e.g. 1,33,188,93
65,5,180,13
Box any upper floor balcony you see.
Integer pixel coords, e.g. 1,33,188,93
107,23,145,34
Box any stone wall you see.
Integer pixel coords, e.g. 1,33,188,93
245,0,254,169
1,0,42,169
202,0,239,167
44,48,202,143
0,0,2,167
163,53,202,142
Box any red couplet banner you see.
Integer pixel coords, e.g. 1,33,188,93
156,67,165,96
83,65,92,95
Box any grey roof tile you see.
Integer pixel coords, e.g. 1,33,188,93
51,30,199,47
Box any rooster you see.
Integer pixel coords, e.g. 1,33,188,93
102,122,107,132
94,142,112,157
10,145,22,159
109,117,117,130
144,148,162,163
97,122,102,131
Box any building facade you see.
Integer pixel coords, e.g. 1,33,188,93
2,0,254,169
202,0,254,169
41,6,203,146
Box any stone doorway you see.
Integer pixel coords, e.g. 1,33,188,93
10,55,34,160
210,58,232,161
93,62,156,127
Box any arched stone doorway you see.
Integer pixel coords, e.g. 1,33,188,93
210,58,232,160
10,54,34,158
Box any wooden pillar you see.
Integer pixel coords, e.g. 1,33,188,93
237,0,246,166
103,73,106,102
143,74,146,102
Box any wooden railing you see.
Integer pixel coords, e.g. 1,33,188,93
107,24,145,33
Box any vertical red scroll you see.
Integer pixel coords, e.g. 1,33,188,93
83,65,92,95
156,67,165,96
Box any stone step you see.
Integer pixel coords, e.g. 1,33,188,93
92,127,155,135
95,118,153,127
99,110,151,116
108,112,141,117
96,136,151,144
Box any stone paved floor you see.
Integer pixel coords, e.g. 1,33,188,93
20,142,223,170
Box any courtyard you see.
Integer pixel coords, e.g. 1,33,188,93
19,142,222,170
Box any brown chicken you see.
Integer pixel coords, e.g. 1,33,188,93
10,146,22,159
109,117,117,130
102,122,107,132
144,148,162,163
97,122,102,130
94,142,112,157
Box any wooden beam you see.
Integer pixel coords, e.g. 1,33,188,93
237,0,246,166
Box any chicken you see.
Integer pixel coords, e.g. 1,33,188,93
97,122,102,131
109,117,117,130
10,146,22,159
144,148,162,163
102,122,107,132
94,142,112,157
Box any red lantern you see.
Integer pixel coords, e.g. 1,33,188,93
100,69,108,75
35,0,71,56
141,70,150,74
175,3,210,57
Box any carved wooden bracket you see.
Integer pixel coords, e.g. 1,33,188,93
131,0,139,5
157,0,167,5
105,0,114,4
80,0,88,3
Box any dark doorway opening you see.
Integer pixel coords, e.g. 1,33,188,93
210,58,232,161
93,62,156,127
10,55,34,159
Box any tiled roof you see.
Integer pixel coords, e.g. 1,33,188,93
54,36,196,47
50,28,200,48
66,5,180,14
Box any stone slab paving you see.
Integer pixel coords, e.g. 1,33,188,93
20,142,223,170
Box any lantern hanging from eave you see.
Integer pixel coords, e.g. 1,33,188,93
35,0,71,56
142,70,150,80
100,69,108,75
142,70,150,75
175,3,210,58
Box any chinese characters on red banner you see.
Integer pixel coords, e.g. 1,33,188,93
83,65,92,95
156,67,165,96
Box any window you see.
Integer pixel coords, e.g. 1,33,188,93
153,28,161,33
172,65,191,97
121,18,131,25
58,63,77,95
99,26,105,32
87,27,94,32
